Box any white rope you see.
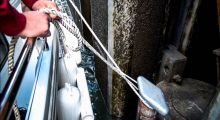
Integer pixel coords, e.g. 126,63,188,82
82,38,138,90
40,8,144,102
67,2,140,88
67,0,120,70
67,1,138,85
40,8,83,52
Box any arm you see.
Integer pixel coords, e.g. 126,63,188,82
22,0,37,9
0,0,48,37
0,0,26,36
0,0,59,37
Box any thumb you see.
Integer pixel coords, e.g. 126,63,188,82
49,13,60,20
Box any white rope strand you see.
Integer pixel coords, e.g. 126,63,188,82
40,8,82,52
40,8,136,82
40,8,143,101
66,1,121,70
82,38,138,89
65,2,138,85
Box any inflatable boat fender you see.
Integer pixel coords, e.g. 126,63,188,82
58,54,77,88
57,83,81,120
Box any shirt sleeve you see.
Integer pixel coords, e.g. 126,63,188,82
0,0,26,36
22,0,37,9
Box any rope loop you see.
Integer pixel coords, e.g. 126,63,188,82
41,8,83,52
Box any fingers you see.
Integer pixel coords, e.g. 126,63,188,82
38,13,50,37
49,13,60,20
46,31,51,37
39,29,51,37
40,16,51,37
32,0,60,20
47,1,59,11
20,11,51,37
47,2,60,20
43,19,51,37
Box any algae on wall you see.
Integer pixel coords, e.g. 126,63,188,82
91,0,166,119
111,0,166,118
111,0,137,118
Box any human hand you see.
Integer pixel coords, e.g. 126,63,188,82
32,0,60,19
18,11,50,37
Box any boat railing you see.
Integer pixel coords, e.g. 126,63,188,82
0,37,36,120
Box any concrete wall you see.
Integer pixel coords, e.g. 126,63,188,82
90,0,109,110
90,0,166,119
110,0,137,118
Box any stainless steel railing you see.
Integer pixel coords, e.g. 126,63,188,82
0,37,36,120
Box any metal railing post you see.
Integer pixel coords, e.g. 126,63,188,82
0,37,36,120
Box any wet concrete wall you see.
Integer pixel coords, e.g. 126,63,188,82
90,0,166,119
217,0,220,30
130,0,166,80
90,0,109,110
125,0,166,119
88,0,220,119
110,0,137,118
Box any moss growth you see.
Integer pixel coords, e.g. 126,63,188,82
111,0,137,118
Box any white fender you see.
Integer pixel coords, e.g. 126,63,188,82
58,54,77,88
57,83,81,120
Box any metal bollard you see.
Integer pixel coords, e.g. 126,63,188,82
137,76,169,120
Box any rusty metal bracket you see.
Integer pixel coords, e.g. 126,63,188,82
158,46,187,83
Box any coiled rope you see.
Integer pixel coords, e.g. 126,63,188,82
43,8,83,52
40,4,149,106
8,38,17,75
8,37,21,120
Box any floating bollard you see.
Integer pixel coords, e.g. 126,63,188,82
137,76,169,120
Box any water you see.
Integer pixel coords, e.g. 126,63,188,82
80,47,111,120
